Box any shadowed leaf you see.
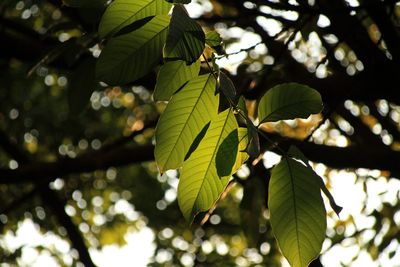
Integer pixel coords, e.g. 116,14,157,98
258,83,323,123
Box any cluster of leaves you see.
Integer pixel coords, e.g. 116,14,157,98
86,0,343,266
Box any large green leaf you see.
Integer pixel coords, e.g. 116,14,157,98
269,156,326,267
288,146,342,217
155,74,218,173
96,15,169,86
258,83,323,123
164,5,205,63
98,0,172,38
153,60,200,101
178,109,239,222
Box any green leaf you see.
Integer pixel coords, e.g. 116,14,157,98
178,109,238,222
269,156,326,267
245,120,260,158
68,58,97,115
155,74,218,173
205,31,222,47
258,83,323,123
219,72,238,104
232,127,249,171
98,0,172,38
153,60,200,101
96,15,170,86
288,145,342,217
164,5,205,64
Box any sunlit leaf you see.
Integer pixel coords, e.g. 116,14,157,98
98,0,172,38
153,60,200,101
96,15,170,86
288,145,342,216
164,5,205,64
178,109,238,222
233,127,250,170
269,156,326,267
155,74,218,173
258,83,323,123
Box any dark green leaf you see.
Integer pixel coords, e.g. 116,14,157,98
258,83,323,123
205,31,222,47
245,121,260,158
219,72,238,105
164,5,205,64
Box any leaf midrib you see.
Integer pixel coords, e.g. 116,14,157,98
261,99,320,123
105,20,169,73
163,75,212,170
190,109,231,217
106,0,157,37
285,157,302,266
156,61,192,100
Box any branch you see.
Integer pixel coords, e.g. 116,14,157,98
0,129,97,267
42,187,96,267
1,135,400,183
0,144,154,184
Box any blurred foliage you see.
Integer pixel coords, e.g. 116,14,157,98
1,0,400,267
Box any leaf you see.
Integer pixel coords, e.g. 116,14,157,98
164,5,205,64
96,15,170,86
288,145,309,163
155,74,218,173
98,0,172,38
258,83,323,123
245,120,260,158
288,145,342,217
68,57,97,115
153,60,200,101
269,156,326,267
205,31,222,47
234,127,250,170
178,109,239,222
219,72,238,104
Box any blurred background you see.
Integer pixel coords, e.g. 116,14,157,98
1,0,400,266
